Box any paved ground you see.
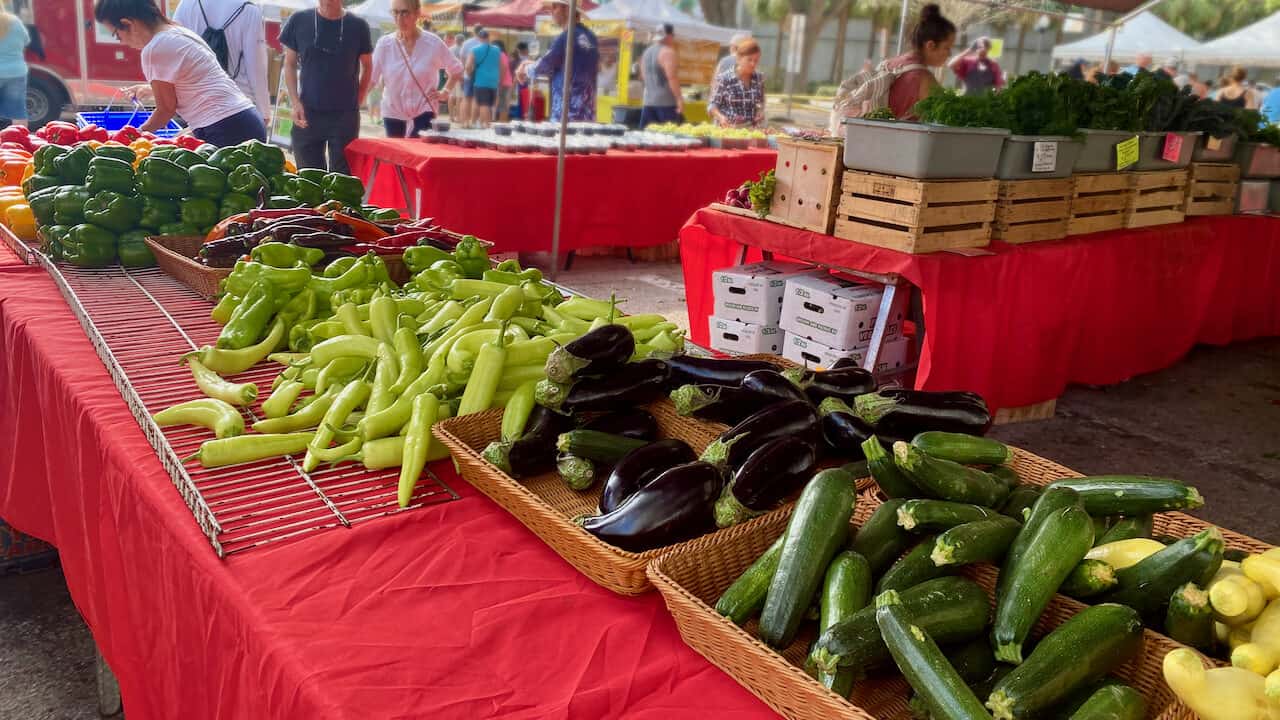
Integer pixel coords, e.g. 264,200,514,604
3,254,1277,717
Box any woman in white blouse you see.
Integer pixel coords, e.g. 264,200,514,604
369,0,462,137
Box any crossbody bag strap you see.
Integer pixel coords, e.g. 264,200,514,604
396,36,435,106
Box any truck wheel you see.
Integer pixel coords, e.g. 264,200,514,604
26,75,66,130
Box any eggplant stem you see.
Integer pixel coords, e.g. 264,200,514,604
852,391,902,425
713,485,760,528
668,384,719,417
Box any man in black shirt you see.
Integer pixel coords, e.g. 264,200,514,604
280,0,373,173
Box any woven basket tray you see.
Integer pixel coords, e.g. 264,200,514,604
145,235,229,301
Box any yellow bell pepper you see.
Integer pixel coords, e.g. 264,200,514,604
284,159,297,174
20,160,32,184
86,140,103,150
5,203,36,240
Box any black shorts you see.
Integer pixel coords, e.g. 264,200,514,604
473,87,497,107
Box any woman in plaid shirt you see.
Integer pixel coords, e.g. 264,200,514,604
709,39,765,128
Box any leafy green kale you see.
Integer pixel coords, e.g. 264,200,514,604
996,72,1080,136
913,87,1012,131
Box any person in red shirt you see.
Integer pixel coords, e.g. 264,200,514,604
948,37,1003,96
883,3,956,120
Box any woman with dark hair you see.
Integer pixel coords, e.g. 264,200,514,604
93,0,266,145
884,3,955,119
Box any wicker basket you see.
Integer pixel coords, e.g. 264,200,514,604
145,235,230,301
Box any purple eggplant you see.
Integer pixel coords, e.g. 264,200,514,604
579,461,724,552
714,436,817,527
701,400,822,471
784,366,877,406
853,389,991,438
666,355,777,389
668,383,775,425
535,359,669,413
742,369,810,405
545,324,635,383
580,408,658,441
599,439,697,514
819,397,881,456
482,405,575,478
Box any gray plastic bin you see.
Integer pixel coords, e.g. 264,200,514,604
1237,179,1270,213
1135,131,1200,170
842,119,1009,179
1235,142,1280,178
1191,133,1237,162
995,135,1080,179
1074,129,1135,173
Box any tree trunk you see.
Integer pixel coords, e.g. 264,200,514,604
774,13,788,80
797,3,830,91
1013,22,1028,76
697,0,736,27
831,2,851,83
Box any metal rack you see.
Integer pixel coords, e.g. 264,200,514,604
34,254,458,557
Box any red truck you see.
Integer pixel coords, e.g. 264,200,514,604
16,0,282,128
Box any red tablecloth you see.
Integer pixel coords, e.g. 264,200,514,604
346,139,775,254
681,209,1280,411
0,269,772,718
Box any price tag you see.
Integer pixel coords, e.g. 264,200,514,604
1116,136,1140,170
1162,133,1184,163
1031,141,1059,173
1207,135,1223,151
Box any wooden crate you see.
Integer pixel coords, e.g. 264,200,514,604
769,138,844,234
1184,162,1240,217
993,177,1073,244
1127,168,1189,228
833,171,997,253
1068,172,1132,236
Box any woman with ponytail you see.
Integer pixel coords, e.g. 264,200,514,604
884,3,956,119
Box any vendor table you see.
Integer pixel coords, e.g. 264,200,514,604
345,138,775,255
0,263,774,718
681,208,1280,412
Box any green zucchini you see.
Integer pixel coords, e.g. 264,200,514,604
1223,547,1250,563
911,431,1012,466
555,430,648,463
995,486,1079,604
944,637,999,687
760,467,857,648
894,442,1007,507
1096,515,1153,545
1045,476,1204,515
1059,559,1118,599
853,498,914,575
876,590,993,720
897,499,997,532
993,493,1094,664
931,516,1023,567
988,465,1021,492
1091,515,1112,542
876,536,953,594
1164,582,1214,651
971,664,1013,704
863,435,922,498
811,576,990,674
986,603,1144,720
715,534,785,626
1101,527,1224,620
999,485,1041,521
813,551,873,695
1061,682,1146,720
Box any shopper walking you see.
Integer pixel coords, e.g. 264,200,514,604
708,39,764,128
518,0,598,122
173,0,270,121
455,26,484,126
93,0,265,145
511,41,531,119
465,29,500,127
1217,66,1256,110
369,0,460,138
948,37,1002,96
639,24,682,127
494,40,514,121
280,0,372,173
0,6,29,128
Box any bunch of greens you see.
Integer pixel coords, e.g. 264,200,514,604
1177,99,1242,138
913,87,1012,131
747,169,775,219
1069,81,1138,132
996,72,1080,136
864,107,897,121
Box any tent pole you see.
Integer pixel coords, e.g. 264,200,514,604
1102,23,1118,69
895,0,908,55
550,0,579,280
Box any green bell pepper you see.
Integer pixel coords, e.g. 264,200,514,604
322,255,358,278
85,156,135,194
220,192,257,218
52,185,90,225
22,173,62,195
93,145,136,165
27,186,59,226
269,173,295,196
402,245,451,273
117,229,157,268
195,143,216,159
180,197,219,231
268,195,304,209
167,149,205,170
139,196,179,230
227,166,268,196
157,221,201,236
217,279,276,349
33,144,68,176
148,145,179,158
362,207,402,224
242,139,286,176
188,164,227,198
320,173,364,205
207,146,252,174
63,223,117,267
297,168,327,184
136,157,191,198
452,235,489,279
40,224,71,261
286,177,324,207
53,145,94,184
83,190,141,232
251,242,325,268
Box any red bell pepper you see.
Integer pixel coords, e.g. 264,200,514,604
111,125,143,144
78,124,109,143
175,134,204,151
38,121,80,145
0,141,28,153
0,126,32,151
151,138,176,146
141,130,157,140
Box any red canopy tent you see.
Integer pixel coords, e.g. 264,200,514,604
463,0,598,29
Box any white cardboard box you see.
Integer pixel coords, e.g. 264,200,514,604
708,316,785,355
712,261,823,327
783,333,912,374
779,274,900,351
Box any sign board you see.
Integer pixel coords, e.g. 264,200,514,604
786,15,805,74
987,38,1004,59
1162,133,1183,163
1032,141,1058,173
676,39,721,86
1206,135,1223,151
1116,136,1140,170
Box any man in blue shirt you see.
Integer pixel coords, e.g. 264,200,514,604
466,29,502,127
519,0,599,121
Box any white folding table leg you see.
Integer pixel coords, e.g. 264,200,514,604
361,158,381,204
394,166,414,219
861,281,909,374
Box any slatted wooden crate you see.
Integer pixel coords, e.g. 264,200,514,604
1127,168,1189,228
1068,172,1132,236
1184,162,1240,217
833,171,997,253
769,138,844,234
993,177,1073,244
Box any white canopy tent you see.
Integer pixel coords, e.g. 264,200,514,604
1183,11,1280,69
1050,11,1199,64
585,0,738,44
349,0,397,27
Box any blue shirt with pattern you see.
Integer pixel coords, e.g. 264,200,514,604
533,24,599,121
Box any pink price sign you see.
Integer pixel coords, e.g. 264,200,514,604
1162,133,1184,163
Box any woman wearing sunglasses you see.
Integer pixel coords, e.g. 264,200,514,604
93,0,266,146
368,0,461,138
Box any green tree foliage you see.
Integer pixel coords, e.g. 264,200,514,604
1155,0,1280,41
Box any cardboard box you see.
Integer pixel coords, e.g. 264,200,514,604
708,316,784,355
712,261,823,326
783,333,912,374
779,274,899,351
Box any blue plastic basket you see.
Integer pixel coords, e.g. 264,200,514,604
75,109,183,139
